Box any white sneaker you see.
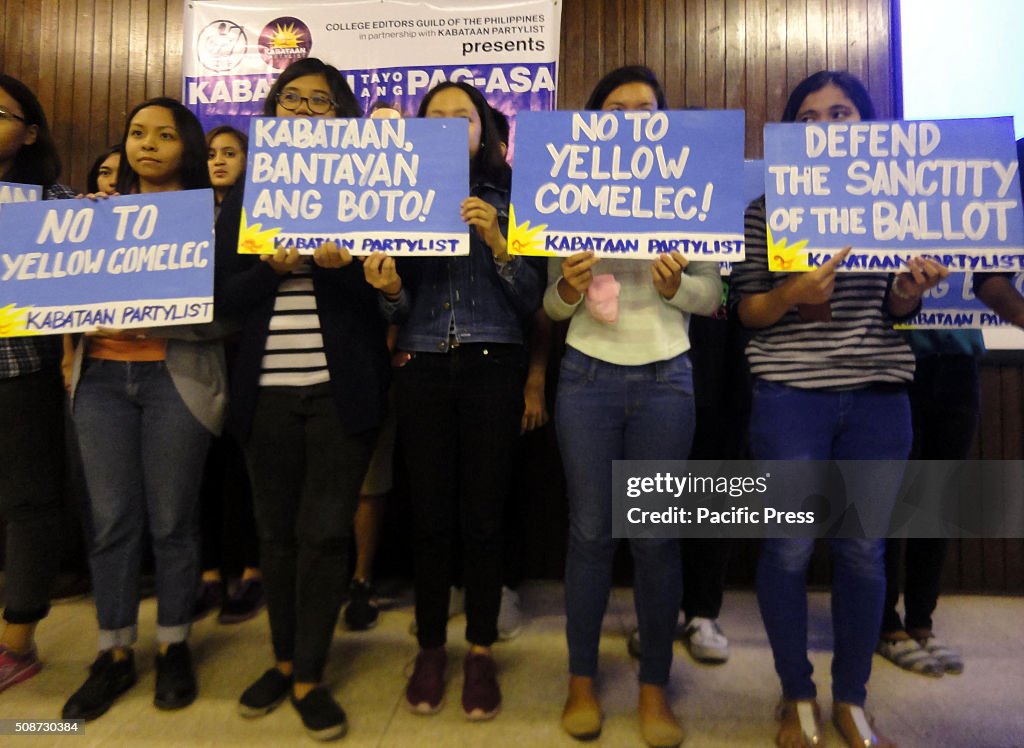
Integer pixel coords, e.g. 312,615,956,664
496,587,523,641
682,617,729,663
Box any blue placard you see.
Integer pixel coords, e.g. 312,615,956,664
509,110,747,260
720,160,767,277
0,191,214,336
238,117,470,256
900,271,1024,328
0,182,42,207
764,117,1024,272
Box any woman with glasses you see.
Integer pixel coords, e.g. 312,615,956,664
214,58,390,740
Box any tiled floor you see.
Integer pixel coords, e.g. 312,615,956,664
2,583,1022,747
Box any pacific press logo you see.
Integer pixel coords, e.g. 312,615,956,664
258,16,313,69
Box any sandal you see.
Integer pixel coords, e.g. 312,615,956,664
876,638,943,677
916,637,963,675
832,702,897,748
775,698,822,747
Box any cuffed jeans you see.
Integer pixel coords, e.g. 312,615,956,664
0,368,64,624
557,347,694,686
74,360,210,649
246,384,374,683
750,379,911,705
396,344,524,649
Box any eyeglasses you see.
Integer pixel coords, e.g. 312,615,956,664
276,91,336,115
0,107,26,123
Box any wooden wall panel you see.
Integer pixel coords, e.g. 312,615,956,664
1,0,1020,592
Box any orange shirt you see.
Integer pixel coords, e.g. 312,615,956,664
88,337,167,361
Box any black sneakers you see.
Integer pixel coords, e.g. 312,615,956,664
219,579,266,625
62,649,137,721
154,642,197,710
239,668,292,718
342,579,380,631
291,686,348,741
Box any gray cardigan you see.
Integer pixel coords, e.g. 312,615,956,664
69,322,229,436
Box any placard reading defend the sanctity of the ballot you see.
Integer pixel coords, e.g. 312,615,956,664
763,117,1024,272
508,110,746,261
0,191,214,337
238,117,470,257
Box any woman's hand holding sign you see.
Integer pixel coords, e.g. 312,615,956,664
887,256,949,316
738,246,851,328
557,251,600,305
313,240,353,269
461,197,508,262
651,251,689,300
783,246,851,306
261,247,305,275
362,251,403,300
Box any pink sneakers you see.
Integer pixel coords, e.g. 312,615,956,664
0,645,42,693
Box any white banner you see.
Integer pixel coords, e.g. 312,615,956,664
182,0,561,134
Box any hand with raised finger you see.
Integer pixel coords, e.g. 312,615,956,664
651,251,689,299
783,246,851,306
313,240,353,269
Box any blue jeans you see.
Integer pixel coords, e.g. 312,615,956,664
557,347,694,685
74,360,211,649
749,379,911,705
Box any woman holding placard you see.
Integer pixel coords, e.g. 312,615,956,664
214,58,389,741
0,73,77,695
544,66,721,748
362,80,544,722
729,71,948,748
191,123,266,626
63,97,226,721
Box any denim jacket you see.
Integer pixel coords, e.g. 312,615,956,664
382,180,545,353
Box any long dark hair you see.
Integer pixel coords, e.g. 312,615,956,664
263,58,361,118
86,144,121,194
116,98,211,193
585,65,667,111
0,74,62,188
781,70,877,122
416,81,510,188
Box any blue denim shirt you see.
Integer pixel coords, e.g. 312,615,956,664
382,181,545,353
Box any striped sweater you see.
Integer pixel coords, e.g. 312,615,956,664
728,198,915,390
259,266,330,387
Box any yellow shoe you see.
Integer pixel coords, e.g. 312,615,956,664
775,698,822,747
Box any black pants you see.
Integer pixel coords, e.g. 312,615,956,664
396,344,524,649
882,354,979,634
246,384,374,682
0,369,64,623
199,432,260,575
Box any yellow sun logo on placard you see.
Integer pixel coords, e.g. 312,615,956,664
237,210,283,255
0,303,37,337
507,204,550,257
767,227,811,271
270,24,304,49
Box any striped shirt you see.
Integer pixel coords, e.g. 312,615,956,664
259,266,330,387
0,184,78,379
729,198,915,390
